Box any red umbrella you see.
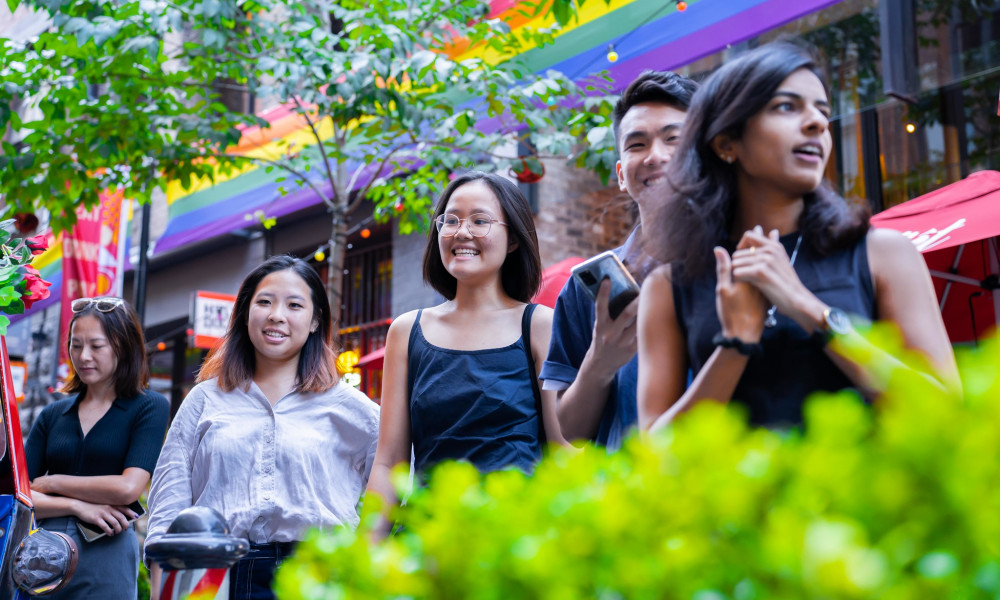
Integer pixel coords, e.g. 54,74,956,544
532,256,585,309
870,169,1000,344
356,347,385,371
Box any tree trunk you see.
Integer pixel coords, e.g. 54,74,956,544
326,204,349,329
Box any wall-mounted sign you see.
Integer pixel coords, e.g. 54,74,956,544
191,291,237,350
9,361,26,402
342,372,361,388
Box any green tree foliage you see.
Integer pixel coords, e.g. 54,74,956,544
0,0,618,315
275,327,1000,599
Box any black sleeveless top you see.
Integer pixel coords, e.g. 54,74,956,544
407,304,544,473
672,233,876,427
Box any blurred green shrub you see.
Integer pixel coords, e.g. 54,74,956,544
276,327,1000,599
138,561,150,600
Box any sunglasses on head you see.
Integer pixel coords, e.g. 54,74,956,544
71,297,125,314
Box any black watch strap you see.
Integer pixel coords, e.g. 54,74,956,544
809,328,833,347
712,333,763,357
811,307,851,347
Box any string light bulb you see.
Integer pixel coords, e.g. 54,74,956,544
606,44,618,63
676,1,687,11
314,249,326,262
361,228,371,239
905,123,916,133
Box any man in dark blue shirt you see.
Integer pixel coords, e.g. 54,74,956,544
540,71,697,450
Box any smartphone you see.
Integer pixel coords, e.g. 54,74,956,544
571,251,640,319
76,500,145,542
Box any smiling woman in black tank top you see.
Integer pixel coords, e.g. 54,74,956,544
366,172,569,538
637,42,960,431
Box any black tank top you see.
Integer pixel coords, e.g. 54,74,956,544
672,233,876,427
407,304,544,473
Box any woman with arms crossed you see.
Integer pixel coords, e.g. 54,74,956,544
638,42,959,430
366,172,566,535
146,256,379,600
26,297,170,599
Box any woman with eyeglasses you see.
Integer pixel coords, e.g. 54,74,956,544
24,296,170,600
366,171,567,536
145,255,379,600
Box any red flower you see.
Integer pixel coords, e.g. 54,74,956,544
22,267,51,310
24,235,49,256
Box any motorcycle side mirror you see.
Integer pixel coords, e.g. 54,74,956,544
11,529,79,596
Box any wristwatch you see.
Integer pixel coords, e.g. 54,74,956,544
811,306,852,346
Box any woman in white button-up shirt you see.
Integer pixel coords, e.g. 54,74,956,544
146,255,380,600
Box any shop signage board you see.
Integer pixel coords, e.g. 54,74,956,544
191,291,237,350
9,361,25,402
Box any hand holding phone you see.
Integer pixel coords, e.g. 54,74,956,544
571,251,640,319
76,500,145,543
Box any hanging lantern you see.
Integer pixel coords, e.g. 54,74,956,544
360,228,371,239
336,349,360,374
14,213,38,234
510,157,545,184
676,1,687,10
606,44,619,63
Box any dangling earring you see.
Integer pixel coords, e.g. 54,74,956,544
725,155,734,164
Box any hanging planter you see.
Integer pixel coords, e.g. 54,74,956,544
510,156,545,184
13,213,38,234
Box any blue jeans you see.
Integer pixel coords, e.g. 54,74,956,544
228,542,297,600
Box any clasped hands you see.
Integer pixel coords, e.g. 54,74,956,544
714,225,813,344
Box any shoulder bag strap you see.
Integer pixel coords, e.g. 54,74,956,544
520,303,546,445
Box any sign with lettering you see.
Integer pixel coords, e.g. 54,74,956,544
899,218,966,253
59,190,128,365
9,361,26,403
192,291,237,350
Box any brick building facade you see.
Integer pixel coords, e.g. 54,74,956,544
533,160,637,267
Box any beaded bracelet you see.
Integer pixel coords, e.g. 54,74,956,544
711,333,763,357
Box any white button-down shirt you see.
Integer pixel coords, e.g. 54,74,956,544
145,378,379,552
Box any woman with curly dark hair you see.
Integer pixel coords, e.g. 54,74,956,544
638,42,959,430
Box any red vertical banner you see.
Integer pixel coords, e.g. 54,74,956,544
59,190,128,366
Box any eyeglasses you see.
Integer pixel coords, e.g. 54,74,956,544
434,213,508,238
71,297,125,313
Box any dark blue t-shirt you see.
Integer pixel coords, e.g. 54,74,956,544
540,231,645,451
